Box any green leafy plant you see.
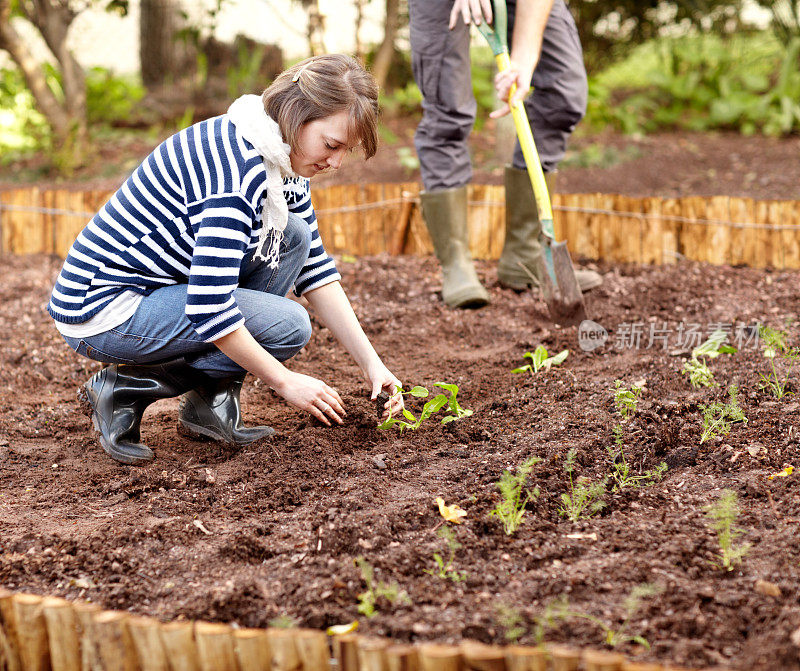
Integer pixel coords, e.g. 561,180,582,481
495,603,526,643
612,379,642,418
700,385,747,443
560,449,606,521
532,586,662,649
705,489,750,571
377,382,472,431
681,329,737,389
607,382,667,491
425,526,467,583
268,614,299,628
512,345,569,375
758,323,798,399
355,557,410,618
489,456,542,535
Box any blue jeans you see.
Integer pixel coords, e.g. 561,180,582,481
62,213,313,378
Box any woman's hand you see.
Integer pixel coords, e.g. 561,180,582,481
273,370,346,426
367,362,404,420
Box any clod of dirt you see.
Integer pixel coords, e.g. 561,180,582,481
375,391,390,418
371,454,387,470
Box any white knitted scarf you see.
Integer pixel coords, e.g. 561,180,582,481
226,94,297,267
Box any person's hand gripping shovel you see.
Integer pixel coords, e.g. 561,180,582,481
474,0,588,326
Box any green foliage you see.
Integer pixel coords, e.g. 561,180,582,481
532,585,662,649
86,67,145,124
425,526,467,583
700,385,747,443
377,383,472,431
396,146,420,174
705,489,750,571
586,31,800,136
268,614,298,628
495,603,526,643
355,557,410,618
489,456,542,535
0,68,49,156
512,345,569,375
378,81,423,117
561,143,642,170
612,380,641,418
560,449,606,522
681,329,737,389
758,323,799,399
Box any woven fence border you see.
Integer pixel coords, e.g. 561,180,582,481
0,588,715,671
1,184,799,269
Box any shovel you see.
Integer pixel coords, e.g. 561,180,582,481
474,0,588,326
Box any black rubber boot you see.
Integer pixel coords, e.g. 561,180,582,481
178,376,274,445
79,359,204,465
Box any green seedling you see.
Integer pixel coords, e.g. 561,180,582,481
355,556,410,618
700,384,747,443
532,586,661,649
559,448,606,522
681,329,737,389
612,379,642,418
758,324,798,399
495,603,526,643
489,456,541,535
425,526,467,583
512,344,569,375
268,614,298,628
705,489,750,571
607,425,668,491
377,382,472,431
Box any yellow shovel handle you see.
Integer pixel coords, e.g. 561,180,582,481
495,52,553,224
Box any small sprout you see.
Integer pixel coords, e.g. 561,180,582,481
758,324,798,399
512,345,569,375
378,383,472,431
495,603,526,643
355,557,410,618
612,380,642,418
436,496,467,524
700,384,747,443
705,489,750,571
681,329,737,389
424,526,467,583
489,456,541,535
560,448,606,522
268,614,299,629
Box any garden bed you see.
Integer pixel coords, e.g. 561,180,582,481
0,251,798,671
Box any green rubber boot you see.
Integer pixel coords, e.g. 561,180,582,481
420,186,489,309
499,166,602,293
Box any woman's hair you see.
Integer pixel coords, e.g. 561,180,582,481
263,54,379,159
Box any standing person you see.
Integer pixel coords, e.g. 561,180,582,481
409,0,602,309
47,54,402,466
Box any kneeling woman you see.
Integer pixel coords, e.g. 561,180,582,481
47,54,402,465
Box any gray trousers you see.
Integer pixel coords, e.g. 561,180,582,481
409,0,588,190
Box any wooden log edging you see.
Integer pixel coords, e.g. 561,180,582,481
1,184,798,269
0,589,722,671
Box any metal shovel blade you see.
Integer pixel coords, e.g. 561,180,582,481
537,239,588,327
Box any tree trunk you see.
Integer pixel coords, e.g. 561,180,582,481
140,0,180,90
0,0,72,136
306,0,327,55
371,0,400,90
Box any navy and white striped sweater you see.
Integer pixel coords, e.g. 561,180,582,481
47,115,339,343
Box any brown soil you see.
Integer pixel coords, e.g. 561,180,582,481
2,250,799,670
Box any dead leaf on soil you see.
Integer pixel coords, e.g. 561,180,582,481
746,443,767,458
327,621,358,636
435,497,467,524
565,532,598,541
791,626,800,648
192,519,212,535
768,465,794,480
754,579,781,598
